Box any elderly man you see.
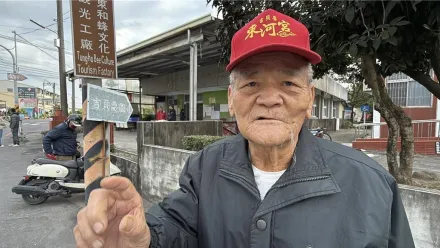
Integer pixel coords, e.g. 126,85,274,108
74,9,414,248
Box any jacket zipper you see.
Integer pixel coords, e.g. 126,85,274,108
264,175,331,199
219,168,260,199
275,175,330,188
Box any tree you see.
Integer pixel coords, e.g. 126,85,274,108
348,81,374,109
207,0,440,184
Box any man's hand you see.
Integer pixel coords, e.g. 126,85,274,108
45,154,56,160
74,176,151,248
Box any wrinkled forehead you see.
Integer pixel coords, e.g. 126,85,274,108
233,51,309,78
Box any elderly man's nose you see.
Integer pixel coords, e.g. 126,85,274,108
256,88,283,107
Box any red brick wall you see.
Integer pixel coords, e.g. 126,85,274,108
352,137,440,155
50,116,67,129
380,97,437,138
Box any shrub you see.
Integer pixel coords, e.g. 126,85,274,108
341,120,353,129
182,135,225,151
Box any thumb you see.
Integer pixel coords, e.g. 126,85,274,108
119,214,151,246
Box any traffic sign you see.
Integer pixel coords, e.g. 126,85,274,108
87,84,133,123
436,142,440,155
8,73,27,81
360,105,370,112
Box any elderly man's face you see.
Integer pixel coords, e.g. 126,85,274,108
228,52,315,146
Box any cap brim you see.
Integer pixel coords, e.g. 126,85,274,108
71,122,81,127
226,43,322,72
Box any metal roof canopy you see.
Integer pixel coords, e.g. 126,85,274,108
67,14,223,79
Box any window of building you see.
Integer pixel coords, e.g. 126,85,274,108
387,72,408,81
322,98,328,118
332,102,337,118
311,96,318,117
387,79,431,107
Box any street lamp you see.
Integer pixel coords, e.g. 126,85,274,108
0,44,18,105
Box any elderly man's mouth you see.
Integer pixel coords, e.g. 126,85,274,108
255,117,280,121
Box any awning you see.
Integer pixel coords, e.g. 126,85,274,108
67,14,223,80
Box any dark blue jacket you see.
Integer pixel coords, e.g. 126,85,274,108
9,113,20,129
43,122,77,156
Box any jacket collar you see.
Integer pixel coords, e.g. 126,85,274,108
220,124,341,210
223,124,333,180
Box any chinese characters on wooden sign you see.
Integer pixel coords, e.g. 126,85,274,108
245,14,296,40
71,0,117,79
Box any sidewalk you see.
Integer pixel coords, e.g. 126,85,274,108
329,129,440,174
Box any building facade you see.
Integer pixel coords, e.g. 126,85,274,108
371,72,440,139
0,80,60,117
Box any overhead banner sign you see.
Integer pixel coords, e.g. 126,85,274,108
19,98,37,109
70,0,117,79
8,73,27,81
18,87,36,99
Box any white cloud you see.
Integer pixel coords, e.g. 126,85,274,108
0,0,213,108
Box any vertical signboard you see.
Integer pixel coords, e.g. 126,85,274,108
71,0,117,79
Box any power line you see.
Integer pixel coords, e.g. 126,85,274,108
0,70,60,80
0,34,73,55
19,22,57,35
0,63,60,75
15,33,59,61
0,24,36,30
13,34,74,70
0,65,59,75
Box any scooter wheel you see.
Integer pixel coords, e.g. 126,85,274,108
22,194,49,205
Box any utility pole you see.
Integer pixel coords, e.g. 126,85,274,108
56,0,68,116
71,79,75,113
13,31,18,106
42,83,46,115
53,83,56,106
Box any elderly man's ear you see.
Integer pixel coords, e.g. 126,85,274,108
228,85,235,117
305,86,315,119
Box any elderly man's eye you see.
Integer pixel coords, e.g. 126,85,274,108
283,81,294,86
247,82,257,87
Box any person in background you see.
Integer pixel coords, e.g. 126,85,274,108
168,105,177,121
180,108,186,121
156,106,166,120
0,111,9,147
9,108,20,147
43,115,81,161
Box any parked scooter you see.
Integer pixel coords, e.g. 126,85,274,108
310,127,332,141
11,152,121,205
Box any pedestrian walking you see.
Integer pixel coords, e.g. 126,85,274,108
179,108,186,121
0,111,9,147
9,108,20,147
168,105,176,121
156,106,166,120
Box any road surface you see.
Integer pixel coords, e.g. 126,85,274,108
0,119,82,248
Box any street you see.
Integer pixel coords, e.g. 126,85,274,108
0,119,81,248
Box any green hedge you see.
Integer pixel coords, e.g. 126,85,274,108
182,135,225,151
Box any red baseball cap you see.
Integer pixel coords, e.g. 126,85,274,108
226,9,322,72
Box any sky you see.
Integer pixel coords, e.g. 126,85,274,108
0,0,216,109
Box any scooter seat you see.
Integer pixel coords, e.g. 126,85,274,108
35,158,79,169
